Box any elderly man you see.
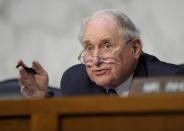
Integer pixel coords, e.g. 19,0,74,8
17,9,184,98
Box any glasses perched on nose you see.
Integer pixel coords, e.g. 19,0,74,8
78,39,133,66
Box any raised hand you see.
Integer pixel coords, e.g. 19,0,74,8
17,60,49,98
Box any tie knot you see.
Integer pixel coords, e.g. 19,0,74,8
106,89,117,96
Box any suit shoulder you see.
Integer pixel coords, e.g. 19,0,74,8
61,64,87,81
62,64,86,77
141,53,184,76
60,64,92,95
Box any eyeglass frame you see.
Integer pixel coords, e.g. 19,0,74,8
78,38,134,64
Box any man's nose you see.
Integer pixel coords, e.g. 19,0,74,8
93,49,101,65
93,56,100,65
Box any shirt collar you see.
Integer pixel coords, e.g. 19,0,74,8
114,74,133,97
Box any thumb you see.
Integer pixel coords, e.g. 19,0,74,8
17,59,27,68
32,61,47,75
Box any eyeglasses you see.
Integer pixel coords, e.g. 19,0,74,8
78,39,133,66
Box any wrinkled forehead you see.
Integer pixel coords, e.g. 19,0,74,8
84,14,119,32
88,14,117,25
82,14,122,45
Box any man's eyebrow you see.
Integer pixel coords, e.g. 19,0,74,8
101,39,111,43
82,38,112,45
100,38,113,44
82,40,91,46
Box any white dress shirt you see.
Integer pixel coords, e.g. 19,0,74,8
114,74,133,97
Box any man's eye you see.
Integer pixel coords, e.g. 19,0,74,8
104,44,112,49
86,46,93,51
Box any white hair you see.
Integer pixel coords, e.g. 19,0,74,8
78,9,141,45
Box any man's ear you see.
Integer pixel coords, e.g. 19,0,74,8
130,38,141,59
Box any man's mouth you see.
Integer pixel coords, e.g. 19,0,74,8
92,69,110,76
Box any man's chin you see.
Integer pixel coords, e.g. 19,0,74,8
93,78,112,88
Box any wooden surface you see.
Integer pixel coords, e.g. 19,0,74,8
0,93,184,131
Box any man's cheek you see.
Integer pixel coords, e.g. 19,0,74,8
86,68,94,81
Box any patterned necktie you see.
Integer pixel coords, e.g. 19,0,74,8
106,89,117,96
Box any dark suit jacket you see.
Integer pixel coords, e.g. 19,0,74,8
60,53,184,96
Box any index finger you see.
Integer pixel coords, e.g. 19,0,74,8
17,60,27,68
